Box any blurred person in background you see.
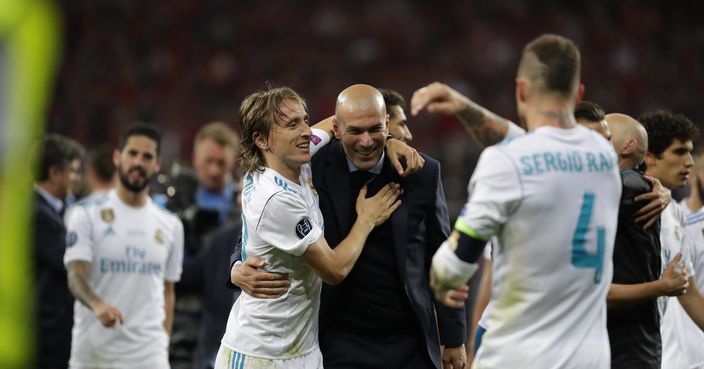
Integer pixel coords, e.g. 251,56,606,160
83,144,116,198
64,123,183,369
680,150,704,216
380,88,414,144
33,134,84,369
163,122,240,368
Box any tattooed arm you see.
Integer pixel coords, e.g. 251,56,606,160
411,82,512,147
67,260,124,327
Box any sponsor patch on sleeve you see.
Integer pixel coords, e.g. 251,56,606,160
295,217,313,239
311,135,321,145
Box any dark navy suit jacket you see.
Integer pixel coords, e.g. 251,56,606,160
34,191,74,369
311,141,466,369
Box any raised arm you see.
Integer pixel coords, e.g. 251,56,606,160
301,183,401,285
67,260,124,327
634,175,671,230
411,82,512,147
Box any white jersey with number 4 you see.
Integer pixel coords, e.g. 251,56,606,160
64,190,184,369
221,163,324,360
459,125,621,369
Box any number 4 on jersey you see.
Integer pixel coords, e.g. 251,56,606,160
571,192,605,283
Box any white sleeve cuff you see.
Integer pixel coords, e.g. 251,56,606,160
431,239,479,288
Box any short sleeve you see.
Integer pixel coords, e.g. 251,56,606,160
310,128,331,157
257,192,323,256
164,217,185,282
455,147,523,240
503,121,526,141
63,206,95,265
681,223,697,278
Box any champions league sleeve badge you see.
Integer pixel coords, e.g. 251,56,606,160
296,217,313,239
100,208,115,223
66,231,78,247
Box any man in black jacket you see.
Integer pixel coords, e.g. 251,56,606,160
33,134,83,369
311,85,466,369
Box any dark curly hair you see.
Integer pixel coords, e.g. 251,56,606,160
638,110,699,157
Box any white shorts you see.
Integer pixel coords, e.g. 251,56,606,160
214,345,323,369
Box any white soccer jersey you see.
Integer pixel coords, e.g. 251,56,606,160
221,164,324,359
658,202,697,316
660,206,704,369
457,125,621,369
63,190,184,369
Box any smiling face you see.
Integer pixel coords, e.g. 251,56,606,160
334,103,388,171
645,138,694,189
265,99,312,171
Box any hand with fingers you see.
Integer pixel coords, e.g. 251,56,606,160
442,344,467,369
634,175,671,229
231,257,291,299
355,183,403,228
430,267,470,309
91,300,124,328
659,252,689,296
385,138,425,177
410,82,470,117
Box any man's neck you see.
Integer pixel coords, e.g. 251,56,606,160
262,152,302,183
115,184,149,207
36,181,63,200
525,99,576,131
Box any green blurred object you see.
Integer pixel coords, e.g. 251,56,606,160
0,0,60,367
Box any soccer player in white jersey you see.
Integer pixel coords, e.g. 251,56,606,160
215,87,401,369
676,211,704,368
64,124,184,369
639,111,704,369
413,34,622,369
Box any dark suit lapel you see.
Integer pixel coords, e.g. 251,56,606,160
35,190,64,225
323,142,355,239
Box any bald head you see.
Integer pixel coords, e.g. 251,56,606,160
606,113,648,169
335,84,387,123
333,84,389,171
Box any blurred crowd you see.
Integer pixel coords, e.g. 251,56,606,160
48,0,703,215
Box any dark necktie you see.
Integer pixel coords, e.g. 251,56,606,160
350,170,375,193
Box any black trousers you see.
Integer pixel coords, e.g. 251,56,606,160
320,327,436,369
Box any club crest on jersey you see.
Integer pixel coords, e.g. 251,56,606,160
155,228,164,245
306,177,317,196
296,217,313,239
100,208,115,223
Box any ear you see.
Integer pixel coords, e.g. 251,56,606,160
575,84,585,104
515,79,527,103
644,151,657,168
332,117,342,140
621,138,636,156
253,132,268,151
113,149,121,168
48,165,62,181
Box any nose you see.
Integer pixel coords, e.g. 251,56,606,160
686,153,695,168
405,128,413,143
359,132,373,147
301,123,312,139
